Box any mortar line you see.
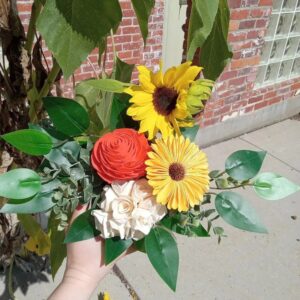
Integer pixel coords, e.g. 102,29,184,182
113,264,141,300
238,136,300,174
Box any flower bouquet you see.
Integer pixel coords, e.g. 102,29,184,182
1,61,299,291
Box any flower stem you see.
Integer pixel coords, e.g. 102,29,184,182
30,60,61,123
24,0,43,53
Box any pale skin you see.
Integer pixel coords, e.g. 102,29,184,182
49,205,133,300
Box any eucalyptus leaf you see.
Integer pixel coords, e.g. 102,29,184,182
1,129,53,156
0,169,41,200
64,210,100,243
145,227,179,291
105,238,133,265
225,150,266,181
181,125,199,141
254,172,300,201
215,192,268,234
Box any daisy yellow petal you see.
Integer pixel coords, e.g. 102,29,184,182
146,135,210,212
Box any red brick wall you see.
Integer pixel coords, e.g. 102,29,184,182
201,0,300,127
17,0,300,128
17,0,164,97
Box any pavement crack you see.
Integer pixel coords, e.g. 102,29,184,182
238,136,300,174
113,264,141,300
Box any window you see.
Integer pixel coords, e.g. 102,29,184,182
256,0,300,86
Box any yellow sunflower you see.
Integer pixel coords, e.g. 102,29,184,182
145,135,210,212
125,62,202,139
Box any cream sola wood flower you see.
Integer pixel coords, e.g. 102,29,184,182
146,135,210,212
92,179,167,240
125,62,202,139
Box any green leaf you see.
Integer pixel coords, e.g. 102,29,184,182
181,125,199,141
64,210,100,243
134,238,146,253
145,227,179,291
84,79,127,93
45,141,81,167
215,192,268,234
254,172,300,201
225,150,266,181
18,214,51,256
1,129,53,156
48,212,67,279
0,180,59,214
115,57,135,83
131,0,155,43
105,238,133,265
110,94,130,130
0,169,41,200
43,97,90,137
55,0,122,44
37,0,95,77
200,0,233,80
187,0,219,60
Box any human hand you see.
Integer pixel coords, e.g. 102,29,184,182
49,205,134,300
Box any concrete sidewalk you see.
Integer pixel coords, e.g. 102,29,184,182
1,119,300,300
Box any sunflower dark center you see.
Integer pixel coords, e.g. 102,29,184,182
169,163,185,181
153,87,178,116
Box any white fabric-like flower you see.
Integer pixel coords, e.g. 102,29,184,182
92,179,167,240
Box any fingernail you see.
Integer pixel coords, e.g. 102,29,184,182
76,204,84,211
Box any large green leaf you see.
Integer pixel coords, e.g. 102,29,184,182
115,57,135,83
1,129,53,156
48,212,67,279
200,0,233,80
0,169,41,200
37,0,95,77
0,180,59,214
145,227,179,291
254,172,300,201
104,238,133,265
64,210,100,243
215,192,268,234
55,0,122,44
43,97,90,137
225,150,266,181
131,0,155,43
187,0,219,60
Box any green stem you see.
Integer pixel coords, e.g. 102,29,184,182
30,61,61,123
8,254,15,300
110,29,117,79
24,0,43,53
210,183,253,190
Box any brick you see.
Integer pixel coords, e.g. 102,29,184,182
259,0,272,6
230,20,240,31
231,9,250,20
231,56,260,69
228,0,242,8
256,19,268,28
254,100,269,110
239,20,256,30
248,95,263,104
268,97,282,105
228,32,247,42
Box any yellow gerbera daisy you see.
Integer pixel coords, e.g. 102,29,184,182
145,135,210,212
125,62,202,139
